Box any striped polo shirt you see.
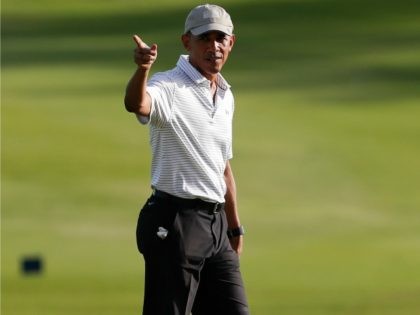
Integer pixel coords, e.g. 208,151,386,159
137,55,234,203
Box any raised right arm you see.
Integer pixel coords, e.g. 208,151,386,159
124,35,158,116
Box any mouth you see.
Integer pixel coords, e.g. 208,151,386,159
206,55,223,62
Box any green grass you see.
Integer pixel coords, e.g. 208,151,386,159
2,0,420,314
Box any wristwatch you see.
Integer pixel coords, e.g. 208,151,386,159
227,225,245,239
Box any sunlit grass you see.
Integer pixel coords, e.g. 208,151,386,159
2,0,420,314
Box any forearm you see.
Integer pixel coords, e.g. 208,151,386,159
124,67,150,114
224,161,244,254
224,161,241,229
124,35,156,115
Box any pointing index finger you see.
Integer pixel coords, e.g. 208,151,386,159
133,35,150,49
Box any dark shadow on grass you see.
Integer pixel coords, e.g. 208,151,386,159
3,0,420,103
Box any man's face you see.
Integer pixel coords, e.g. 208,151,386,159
182,31,235,80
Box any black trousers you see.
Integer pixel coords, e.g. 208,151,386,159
136,193,250,315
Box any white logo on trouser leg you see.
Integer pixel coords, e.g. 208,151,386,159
157,227,168,239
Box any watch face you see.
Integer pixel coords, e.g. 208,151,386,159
227,225,244,238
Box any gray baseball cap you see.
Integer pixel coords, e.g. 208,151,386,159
184,4,234,36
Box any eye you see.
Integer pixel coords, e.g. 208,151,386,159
198,34,210,41
195,33,229,44
217,35,228,43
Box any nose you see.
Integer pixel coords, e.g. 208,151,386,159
208,39,219,51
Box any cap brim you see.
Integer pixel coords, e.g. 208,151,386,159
190,23,233,36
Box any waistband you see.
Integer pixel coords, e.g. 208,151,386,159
153,190,224,214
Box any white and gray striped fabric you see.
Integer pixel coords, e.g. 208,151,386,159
137,55,234,203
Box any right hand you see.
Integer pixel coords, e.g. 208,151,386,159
133,35,158,70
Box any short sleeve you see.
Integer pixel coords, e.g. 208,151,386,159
137,72,174,127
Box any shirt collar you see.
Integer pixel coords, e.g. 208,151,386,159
177,55,231,91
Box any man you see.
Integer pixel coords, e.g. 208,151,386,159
124,4,249,315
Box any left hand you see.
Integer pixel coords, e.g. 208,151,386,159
229,235,243,255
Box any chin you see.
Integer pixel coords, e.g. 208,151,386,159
208,63,223,73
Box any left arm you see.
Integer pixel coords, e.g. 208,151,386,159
224,160,244,254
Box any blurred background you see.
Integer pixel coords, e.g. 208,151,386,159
2,0,420,314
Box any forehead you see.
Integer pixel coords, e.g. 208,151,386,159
195,30,229,37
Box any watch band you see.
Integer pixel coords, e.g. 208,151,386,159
227,225,245,239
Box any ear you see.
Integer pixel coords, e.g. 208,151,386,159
228,34,236,52
181,34,191,51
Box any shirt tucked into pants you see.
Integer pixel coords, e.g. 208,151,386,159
136,192,249,315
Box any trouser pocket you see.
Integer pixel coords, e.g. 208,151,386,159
136,196,176,255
